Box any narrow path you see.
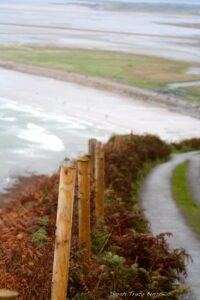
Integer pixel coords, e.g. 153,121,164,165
139,152,200,300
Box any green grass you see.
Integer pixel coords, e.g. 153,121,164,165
30,227,48,247
168,85,200,104
171,160,200,239
168,87,200,104
181,85,200,103
0,45,200,91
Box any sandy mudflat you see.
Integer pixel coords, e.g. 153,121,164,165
0,66,200,142
0,59,200,119
0,63,199,194
0,1,200,63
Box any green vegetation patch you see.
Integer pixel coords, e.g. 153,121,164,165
171,160,200,239
169,85,200,104
181,85,200,103
0,46,199,90
171,138,200,153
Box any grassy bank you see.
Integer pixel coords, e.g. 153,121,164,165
171,161,200,239
1,134,195,300
0,46,199,93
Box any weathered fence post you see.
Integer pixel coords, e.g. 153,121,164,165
88,138,97,175
95,153,105,220
107,142,114,152
0,290,18,300
84,154,93,185
88,138,97,157
51,167,76,300
95,141,102,157
78,157,91,260
114,135,122,152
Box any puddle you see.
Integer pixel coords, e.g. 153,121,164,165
187,67,200,75
168,66,200,89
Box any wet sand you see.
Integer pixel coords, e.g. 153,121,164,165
0,60,200,119
0,64,199,196
1,66,200,142
0,2,200,63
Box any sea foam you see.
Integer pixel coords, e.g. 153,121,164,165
18,123,64,152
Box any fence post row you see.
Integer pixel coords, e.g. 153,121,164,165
1,138,106,300
1,139,106,300
51,167,76,300
77,157,91,260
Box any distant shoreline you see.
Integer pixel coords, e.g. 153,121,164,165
0,59,199,119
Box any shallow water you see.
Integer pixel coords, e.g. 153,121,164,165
0,67,200,192
0,0,200,63
168,81,200,89
0,94,116,191
187,67,200,75
0,1,200,192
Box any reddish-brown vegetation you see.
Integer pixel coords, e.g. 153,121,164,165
1,134,198,299
0,174,59,300
172,137,200,151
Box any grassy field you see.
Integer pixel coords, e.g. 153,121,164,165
171,160,200,239
0,46,200,91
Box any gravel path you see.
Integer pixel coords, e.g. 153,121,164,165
139,152,200,300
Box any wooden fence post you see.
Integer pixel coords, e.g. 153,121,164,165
107,142,114,152
88,138,97,156
78,157,91,260
88,139,97,175
84,154,93,184
95,153,105,220
51,167,76,300
95,141,102,157
114,135,122,152
0,290,18,300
